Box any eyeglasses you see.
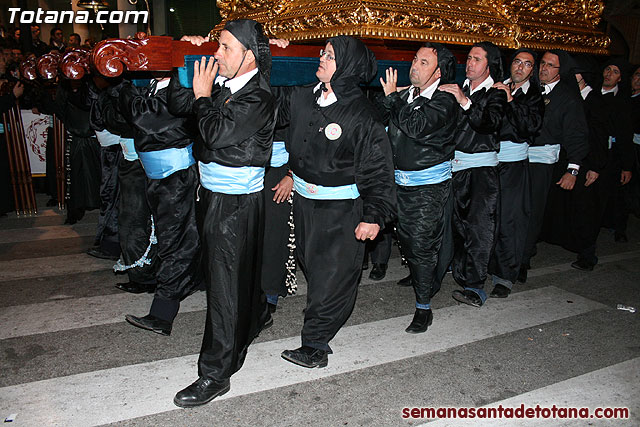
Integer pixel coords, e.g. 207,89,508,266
540,61,560,69
513,58,533,69
319,49,335,61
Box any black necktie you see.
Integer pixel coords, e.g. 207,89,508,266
462,85,470,97
413,87,421,99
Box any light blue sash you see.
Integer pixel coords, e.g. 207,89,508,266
120,138,138,162
138,144,195,179
293,173,360,200
270,141,289,167
199,161,265,194
497,141,528,162
395,160,451,186
452,151,498,172
528,144,560,164
634,134,640,146
95,129,121,147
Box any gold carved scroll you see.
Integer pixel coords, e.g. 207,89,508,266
213,0,609,54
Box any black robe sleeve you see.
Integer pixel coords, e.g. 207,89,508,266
561,93,589,166
354,118,397,227
504,89,544,141
464,87,507,134
192,85,276,151
167,71,196,117
383,90,457,140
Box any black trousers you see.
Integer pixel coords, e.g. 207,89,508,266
197,188,269,382
397,180,450,305
118,158,157,285
451,167,499,289
522,162,554,267
260,165,291,297
146,164,200,322
489,161,531,285
94,144,122,254
295,196,364,352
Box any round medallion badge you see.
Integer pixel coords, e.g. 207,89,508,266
324,123,342,141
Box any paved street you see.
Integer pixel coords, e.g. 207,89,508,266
1,197,638,426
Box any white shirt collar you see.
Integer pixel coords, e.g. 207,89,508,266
408,78,440,103
541,79,560,95
503,78,530,95
601,84,619,96
464,75,494,96
313,82,338,107
214,67,259,95
580,85,593,100
153,78,170,94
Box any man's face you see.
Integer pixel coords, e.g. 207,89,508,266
214,30,252,79
31,26,40,39
632,67,640,93
539,52,560,84
69,35,80,47
54,30,63,42
410,47,440,89
602,65,621,89
11,49,21,62
316,42,337,84
466,46,490,82
13,29,20,40
510,52,534,84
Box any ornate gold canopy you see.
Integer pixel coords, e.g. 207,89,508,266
212,0,610,54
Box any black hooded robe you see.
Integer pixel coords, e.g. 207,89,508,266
451,80,507,296
92,85,157,286
489,80,544,286
381,83,458,306
168,52,276,382
119,80,200,323
278,36,396,352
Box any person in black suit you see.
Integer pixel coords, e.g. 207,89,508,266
519,50,589,282
379,42,458,331
488,48,544,298
439,41,507,307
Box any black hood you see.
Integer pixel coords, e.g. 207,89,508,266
422,42,457,84
326,35,377,102
223,19,272,82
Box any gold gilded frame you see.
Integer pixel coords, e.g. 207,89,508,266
212,0,610,54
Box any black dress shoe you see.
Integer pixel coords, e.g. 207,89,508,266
174,377,230,408
281,346,328,368
405,308,433,334
615,232,628,243
115,281,155,294
452,289,483,307
87,247,120,261
262,314,274,331
397,274,412,287
125,314,172,336
369,263,387,281
571,259,594,271
489,284,511,298
517,265,528,283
